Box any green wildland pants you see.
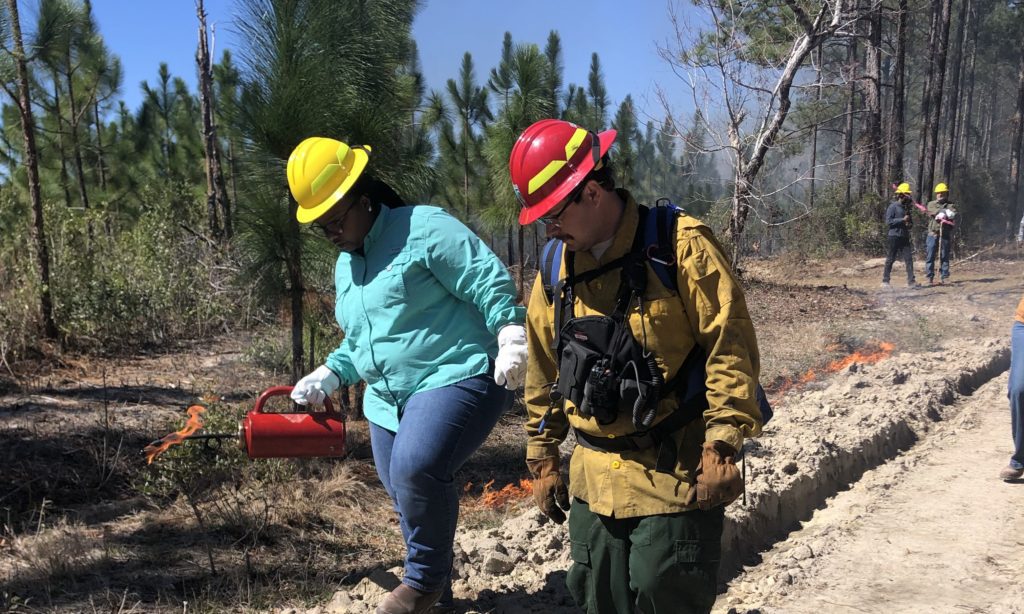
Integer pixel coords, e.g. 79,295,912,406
565,498,724,614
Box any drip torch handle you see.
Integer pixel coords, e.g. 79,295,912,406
255,386,338,415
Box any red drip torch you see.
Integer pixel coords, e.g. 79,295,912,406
144,386,346,462
238,386,346,458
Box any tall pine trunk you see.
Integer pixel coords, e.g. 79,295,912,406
941,0,970,180
809,47,823,209
287,207,305,383
1008,55,1024,238
917,0,953,198
887,0,908,189
864,4,883,198
462,115,471,220
517,226,525,302
93,100,107,191
7,0,58,339
842,36,857,209
982,85,997,169
51,76,73,208
64,51,91,213
505,228,514,269
957,0,978,164
228,139,238,207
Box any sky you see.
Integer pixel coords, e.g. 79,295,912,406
76,0,693,127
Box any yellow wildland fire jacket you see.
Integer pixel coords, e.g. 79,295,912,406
1015,295,1024,325
524,191,762,518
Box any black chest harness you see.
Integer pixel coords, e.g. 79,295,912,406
544,205,713,472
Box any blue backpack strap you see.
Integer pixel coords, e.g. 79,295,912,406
540,238,564,304
643,202,682,292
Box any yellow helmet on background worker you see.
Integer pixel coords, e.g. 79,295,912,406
934,182,949,194
895,182,912,195
287,137,370,223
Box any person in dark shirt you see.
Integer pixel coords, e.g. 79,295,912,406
881,182,918,288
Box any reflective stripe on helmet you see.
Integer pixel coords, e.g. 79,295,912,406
527,128,588,194
310,142,353,196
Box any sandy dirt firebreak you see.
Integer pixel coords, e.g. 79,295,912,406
1,254,1022,613
305,255,1024,614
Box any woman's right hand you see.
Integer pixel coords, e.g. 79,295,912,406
290,365,340,405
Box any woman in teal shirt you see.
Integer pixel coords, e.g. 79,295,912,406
286,137,527,614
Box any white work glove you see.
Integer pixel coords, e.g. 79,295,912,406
935,211,947,221
943,208,956,220
493,324,528,390
290,365,340,405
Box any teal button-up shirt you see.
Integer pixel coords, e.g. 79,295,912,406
325,205,525,431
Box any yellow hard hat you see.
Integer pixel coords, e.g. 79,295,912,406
895,182,912,195
934,182,949,194
287,137,370,223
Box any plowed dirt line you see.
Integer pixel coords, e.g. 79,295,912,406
717,372,1024,614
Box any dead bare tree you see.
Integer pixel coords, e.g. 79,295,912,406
659,0,860,267
196,0,232,240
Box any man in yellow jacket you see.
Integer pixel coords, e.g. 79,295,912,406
510,119,763,614
924,182,957,284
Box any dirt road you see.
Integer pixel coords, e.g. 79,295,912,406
718,372,1024,614
329,338,1024,613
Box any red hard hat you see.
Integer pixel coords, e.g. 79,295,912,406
509,119,617,225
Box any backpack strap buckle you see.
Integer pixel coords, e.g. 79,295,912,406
645,244,675,267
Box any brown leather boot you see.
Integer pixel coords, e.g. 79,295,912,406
375,583,443,614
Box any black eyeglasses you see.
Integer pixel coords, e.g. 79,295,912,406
314,201,356,235
537,184,584,227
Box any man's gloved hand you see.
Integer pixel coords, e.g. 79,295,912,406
685,441,743,511
290,365,340,405
935,211,947,221
526,456,570,523
494,324,528,390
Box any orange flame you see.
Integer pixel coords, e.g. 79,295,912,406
144,405,206,464
463,479,533,510
773,341,896,397
824,341,895,373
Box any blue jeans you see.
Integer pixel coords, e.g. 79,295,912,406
925,233,951,280
369,371,512,599
1010,322,1024,470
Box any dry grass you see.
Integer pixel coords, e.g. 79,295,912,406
2,253,1021,612
3,516,111,585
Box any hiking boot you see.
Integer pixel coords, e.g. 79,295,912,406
927,278,935,286
376,584,443,614
880,281,891,289
907,281,920,288
999,465,1024,481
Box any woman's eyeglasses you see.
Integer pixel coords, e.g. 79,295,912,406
315,202,355,235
